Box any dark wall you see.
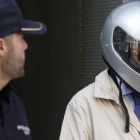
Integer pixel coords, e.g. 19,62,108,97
11,0,121,140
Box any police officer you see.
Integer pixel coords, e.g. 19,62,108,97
60,1,140,140
0,0,46,139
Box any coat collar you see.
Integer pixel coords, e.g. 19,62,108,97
94,69,140,133
94,69,120,105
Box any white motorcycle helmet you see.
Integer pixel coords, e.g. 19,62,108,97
101,1,140,93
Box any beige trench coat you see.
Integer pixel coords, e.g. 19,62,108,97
59,69,140,140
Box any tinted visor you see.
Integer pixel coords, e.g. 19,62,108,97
113,27,140,73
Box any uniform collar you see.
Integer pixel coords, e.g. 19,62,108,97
0,84,11,103
94,69,120,105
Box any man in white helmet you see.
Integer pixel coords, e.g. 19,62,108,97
59,1,140,140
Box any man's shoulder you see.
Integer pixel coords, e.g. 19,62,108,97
77,83,95,98
68,83,96,107
67,69,110,108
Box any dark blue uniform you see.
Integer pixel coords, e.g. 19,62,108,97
0,85,32,140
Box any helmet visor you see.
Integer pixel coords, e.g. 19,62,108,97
113,27,140,73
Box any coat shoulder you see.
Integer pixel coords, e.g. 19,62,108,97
68,83,96,108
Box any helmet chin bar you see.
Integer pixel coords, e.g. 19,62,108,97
102,55,140,96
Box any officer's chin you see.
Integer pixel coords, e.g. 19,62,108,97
19,70,25,78
13,69,25,80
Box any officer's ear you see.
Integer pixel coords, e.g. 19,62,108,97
0,38,8,61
